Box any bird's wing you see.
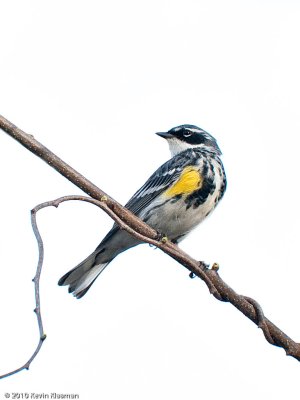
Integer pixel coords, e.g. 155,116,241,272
124,150,194,215
96,149,196,250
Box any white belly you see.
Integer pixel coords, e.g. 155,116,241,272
140,189,219,241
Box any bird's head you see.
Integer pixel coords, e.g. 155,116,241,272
156,124,221,157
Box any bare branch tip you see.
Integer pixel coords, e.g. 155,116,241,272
51,198,65,208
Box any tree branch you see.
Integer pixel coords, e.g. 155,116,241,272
0,114,300,379
0,203,48,379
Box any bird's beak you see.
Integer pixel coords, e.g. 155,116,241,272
155,131,173,139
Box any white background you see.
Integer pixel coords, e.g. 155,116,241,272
1,0,300,398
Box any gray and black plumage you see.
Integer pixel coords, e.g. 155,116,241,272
58,124,227,298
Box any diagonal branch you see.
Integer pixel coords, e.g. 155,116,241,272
0,114,300,378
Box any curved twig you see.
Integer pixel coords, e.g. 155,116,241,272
0,194,222,379
243,296,275,345
0,204,47,379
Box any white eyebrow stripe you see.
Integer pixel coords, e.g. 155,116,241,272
186,128,206,134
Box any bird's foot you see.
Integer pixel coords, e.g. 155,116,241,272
199,261,210,270
156,232,168,243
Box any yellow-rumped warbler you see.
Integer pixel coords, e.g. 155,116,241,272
59,125,226,298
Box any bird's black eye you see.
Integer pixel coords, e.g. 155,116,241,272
183,131,192,137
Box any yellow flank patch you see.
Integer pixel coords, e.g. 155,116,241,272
164,167,202,197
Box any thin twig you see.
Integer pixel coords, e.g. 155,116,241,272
0,114,300,378
243,296,275,345
0,194,221,379
0,204,48,379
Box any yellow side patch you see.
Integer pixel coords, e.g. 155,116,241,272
164,166,202,197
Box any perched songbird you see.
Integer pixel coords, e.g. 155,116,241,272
58,124,227,298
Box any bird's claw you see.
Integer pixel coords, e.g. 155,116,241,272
156,232,168,243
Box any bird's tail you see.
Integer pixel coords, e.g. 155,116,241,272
58,250,109,299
